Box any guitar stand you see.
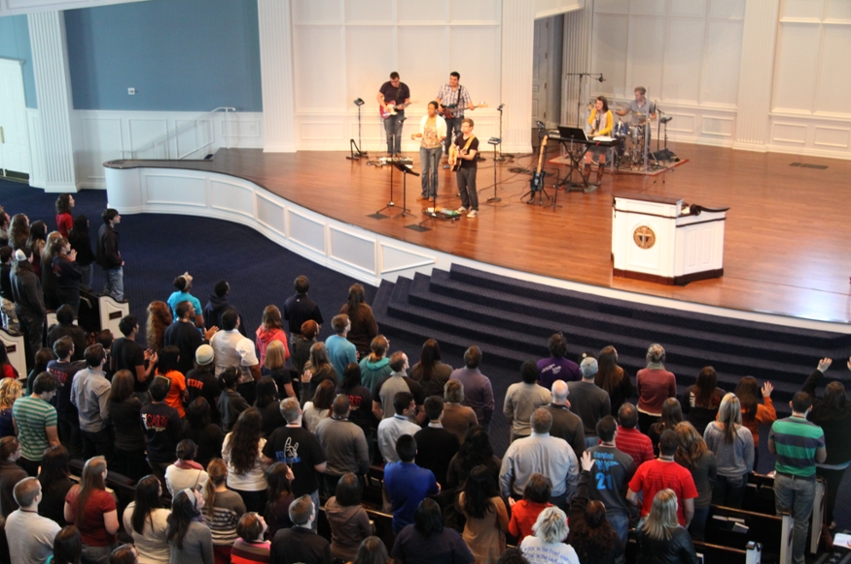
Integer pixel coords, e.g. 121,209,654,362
522,172,552,206
346,139,367,160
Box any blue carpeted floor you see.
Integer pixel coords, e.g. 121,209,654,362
3,177,851,531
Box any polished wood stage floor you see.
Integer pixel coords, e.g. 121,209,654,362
146,144,851,325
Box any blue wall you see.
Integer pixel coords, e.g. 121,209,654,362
65,0,262,112
0,15,37,109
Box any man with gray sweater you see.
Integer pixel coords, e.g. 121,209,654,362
314,395,369,495
503,361,552,442
569,357,612,448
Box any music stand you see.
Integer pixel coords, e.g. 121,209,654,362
369,158,400,219
392,161,417,219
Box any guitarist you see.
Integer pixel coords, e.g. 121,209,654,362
377,72,411,156
436,72,475,156
452,119,480,218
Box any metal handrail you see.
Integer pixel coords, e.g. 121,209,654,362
123,106,236,160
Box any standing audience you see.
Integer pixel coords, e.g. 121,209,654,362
674,421,717,541
204,458,246,564
167,488,214,564
70,344,112,462
12,370,59,476
325,472,372,563
703,393,754,508
595,346,633,415
458,464,508,564
38,445,75,526
223,408,269,513
6,477,61,564
503,361,552,442
680,366,725,436
339,283,378,358
64,456,119,564
635,343,676,433
122,475,171,564
635,489,698,564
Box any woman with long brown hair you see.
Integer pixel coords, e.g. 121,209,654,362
167,488,213,564
301,341,338,402
674,422,716,541
256,305,290,367
303,379,335,432
568,452,623,564
108,370,147,481
409,339,453,398
680,366,725,436
222,408,268,513
122,474,170,564
595,346,633,414
703,393,753,508
457,464,508,564
339,283,378,357
63,456,119,564
648,398,683,456
146,301,173,352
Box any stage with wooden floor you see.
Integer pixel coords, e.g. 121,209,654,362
105,144,851,326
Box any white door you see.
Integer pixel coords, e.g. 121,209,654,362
532,18,552,127
0,58,31,176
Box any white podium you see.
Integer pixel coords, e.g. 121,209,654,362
612,192,729,285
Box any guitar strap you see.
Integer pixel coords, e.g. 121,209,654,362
460,134,476,152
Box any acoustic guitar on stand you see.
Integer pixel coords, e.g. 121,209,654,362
379,101,417,119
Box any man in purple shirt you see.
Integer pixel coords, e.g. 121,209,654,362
537,333,581,389
449,346,494,431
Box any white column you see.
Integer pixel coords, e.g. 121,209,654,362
27,11,77,192
732,0,781,151
501,0,536,154
257,0,296,153
562,6,592,126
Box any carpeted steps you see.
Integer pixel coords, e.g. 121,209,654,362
374,264,851,419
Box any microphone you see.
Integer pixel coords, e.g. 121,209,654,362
598,75,606,83
498,103,504,111
536,120,546,129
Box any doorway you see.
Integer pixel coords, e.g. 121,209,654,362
0,58,31,181
532,16,563,129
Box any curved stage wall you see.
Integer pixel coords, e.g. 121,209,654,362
104,162,849,334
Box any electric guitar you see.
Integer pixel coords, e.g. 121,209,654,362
379,100,416,119
440,103,488,120
530,136,548,193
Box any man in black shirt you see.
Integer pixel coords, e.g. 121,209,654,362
141,376,183,485
203,279,248,336
111,315,156,397
376,71,412,156
262,397,327,508
414,396,459,488
453,118,480,218
46,305,88,362
46,336,84,459
164,301,217,375
185,344,221,424
283,275,323,345
270,495,331,564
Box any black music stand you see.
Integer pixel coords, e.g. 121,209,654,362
369,157,401,219
392,161,417,219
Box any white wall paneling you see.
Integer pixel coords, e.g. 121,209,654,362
73,110,264,189
535,0,583,20
258,0,297,152
25,108,46,188
590,0,744,148
291,0,515,152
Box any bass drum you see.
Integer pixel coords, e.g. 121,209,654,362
613,121,629,139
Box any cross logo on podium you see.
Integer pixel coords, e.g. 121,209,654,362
633,225,656,249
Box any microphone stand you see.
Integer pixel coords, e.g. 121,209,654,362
494,105,512,162
566,72,604,127
346,101,368,160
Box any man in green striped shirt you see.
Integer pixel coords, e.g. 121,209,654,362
11,372,60,476
768,391,826,564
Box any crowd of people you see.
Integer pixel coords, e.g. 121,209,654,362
0,198,849,564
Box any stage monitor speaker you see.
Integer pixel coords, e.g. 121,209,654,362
652,148,679,162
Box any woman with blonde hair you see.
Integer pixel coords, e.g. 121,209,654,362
0,377,22,437
262,340,295,399
703,393,753,508
256,305,290,367
519,505,579,564
146,301,173,352
203,458,246,564
674,422,716,541
63,456,119,564
636,489,698,564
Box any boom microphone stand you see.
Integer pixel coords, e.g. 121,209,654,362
487,137,501,203
494,104,513,161
566,72,605,126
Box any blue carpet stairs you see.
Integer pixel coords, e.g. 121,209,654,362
373,264,851,417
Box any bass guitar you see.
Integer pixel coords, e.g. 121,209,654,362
440,102,488,120
379,100,416,120
529,135,548,193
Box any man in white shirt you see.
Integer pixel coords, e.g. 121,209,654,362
6,477,61,564
377,392,420,463
210,308,260,403
500,407,579,511
70,344,112,461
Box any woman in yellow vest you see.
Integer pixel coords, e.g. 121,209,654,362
585,96,613,186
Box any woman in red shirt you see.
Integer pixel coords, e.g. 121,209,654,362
64,456,119,564
55,193,75,238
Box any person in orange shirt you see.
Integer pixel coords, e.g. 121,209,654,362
507,473,553,543
155,346,187,418
734,377,775,472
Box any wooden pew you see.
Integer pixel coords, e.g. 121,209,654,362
706,505,793,564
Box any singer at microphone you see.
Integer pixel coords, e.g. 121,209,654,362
584,96,613,187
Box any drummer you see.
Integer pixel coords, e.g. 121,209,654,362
584,96,613,186
616,86,657,124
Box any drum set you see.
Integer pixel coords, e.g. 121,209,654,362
611,111,650,170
